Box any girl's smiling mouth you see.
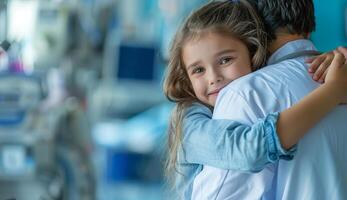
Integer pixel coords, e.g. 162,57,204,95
208,87,223,96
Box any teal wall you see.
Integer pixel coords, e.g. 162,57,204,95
311,0,347,51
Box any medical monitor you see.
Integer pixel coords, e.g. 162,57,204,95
115,42,158,83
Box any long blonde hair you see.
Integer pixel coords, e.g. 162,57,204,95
163,0,268,183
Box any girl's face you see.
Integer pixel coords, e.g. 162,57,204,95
182,32,252,106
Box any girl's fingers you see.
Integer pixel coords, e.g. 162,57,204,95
307,56,323,73
337,46,347,59
318,70,328,83
305,56,316,64
324,51,343,84
331,50,345,69
313,56,333,81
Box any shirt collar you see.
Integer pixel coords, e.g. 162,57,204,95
267,39,317,65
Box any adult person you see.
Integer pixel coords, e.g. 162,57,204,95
193,0,347,199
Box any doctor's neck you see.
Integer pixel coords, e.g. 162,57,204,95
269,28,309,54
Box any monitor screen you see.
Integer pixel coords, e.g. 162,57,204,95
116,43,157,82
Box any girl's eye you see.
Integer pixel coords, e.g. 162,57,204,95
192,67,204,74
219,57,233,65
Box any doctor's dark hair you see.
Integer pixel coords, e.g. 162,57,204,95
252,0,316,40
162,0,268,187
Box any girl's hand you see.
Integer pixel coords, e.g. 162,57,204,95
307,46,347,83
324,49,347,104
337,46,347,58
306,52,334,83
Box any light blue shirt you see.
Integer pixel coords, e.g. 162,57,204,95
193,39,347,200
175,102,295,200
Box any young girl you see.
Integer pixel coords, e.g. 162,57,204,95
163,0,347,199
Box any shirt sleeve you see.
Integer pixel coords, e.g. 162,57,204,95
181,103,296,172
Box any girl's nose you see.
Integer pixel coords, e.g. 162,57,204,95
209,71,222,85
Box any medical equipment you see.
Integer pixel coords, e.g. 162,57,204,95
0,72,95,200
0,73,62,199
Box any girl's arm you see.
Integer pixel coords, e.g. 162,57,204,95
182,103,287,172
278,50,347,149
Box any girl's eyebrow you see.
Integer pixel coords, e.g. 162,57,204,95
215,49,237,57
186,61,202,71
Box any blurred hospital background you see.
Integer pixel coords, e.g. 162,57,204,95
0,0,346,199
